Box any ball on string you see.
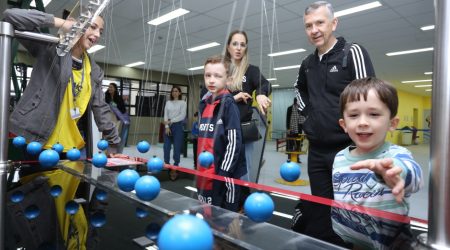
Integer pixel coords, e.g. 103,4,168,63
24,205,40,219
279,160,301,182
12,136,26,148
52,142,64,154
147,156,164,173
90,211,107,228
116,169,140,192
244,192,274,223
97,140,109,151
26,141,42,155
137,140,151,153
135,175,160,201
10,190,24,203
158,214,213,250
50,185,62,197
38,149,60,168
95,189,108,201
65,200,79,215
136,207,149,218
92,152,108,168
67,147,81,161
146,223,161,241
198,151,214,168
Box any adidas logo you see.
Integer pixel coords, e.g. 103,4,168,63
330,65,338,73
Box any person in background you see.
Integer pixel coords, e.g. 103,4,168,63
105,82,126,114
191,112,199,169
163,86,187,180
291,1,376,245
286,98,305,161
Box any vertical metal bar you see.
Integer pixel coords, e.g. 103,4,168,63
0,21,14,250
428,0,450,248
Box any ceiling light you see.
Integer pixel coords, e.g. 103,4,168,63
274,65,300,71
271,84,280,87
424,72,433,75
267,78,277,81
148,8,190,26
334,1,382,17
187,42,220,52
421,25,435,31
268,49,306,57
401,79,432,83
386,47,433,56
87,45,105,54
125,61,145,67
414,85,432,88
30,0,52,7
426,89,432,92
188,66,204,71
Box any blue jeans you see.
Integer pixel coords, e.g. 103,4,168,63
240,142,254,181
163,121,184,166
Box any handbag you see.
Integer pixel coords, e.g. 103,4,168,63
241,119,261,143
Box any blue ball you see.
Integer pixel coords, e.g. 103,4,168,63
65,200,79,215
90,211,107,228
12,136,26,148
198,151,214,168
146,223,161,241
52,142,64,153
26,141,42,155
158,214,213,250
67,148,81,161
10,191,24,203
97,140,109,151
95,189,108,201
117,169,140,192
25,205,40,219
147,156,164,173
244,192,274,222
137,141,151,153
135,175,160,201
50,185,62,197
136,207,149,218
92,152,108,168
280,160,301,182
39,149,60,168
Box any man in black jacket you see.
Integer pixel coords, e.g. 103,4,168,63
292,1,375,245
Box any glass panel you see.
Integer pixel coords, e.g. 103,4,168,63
130,90,138,105
130,107,135,115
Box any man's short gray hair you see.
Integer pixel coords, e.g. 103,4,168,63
304,1,334,19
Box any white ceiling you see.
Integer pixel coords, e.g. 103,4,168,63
43,0,435,96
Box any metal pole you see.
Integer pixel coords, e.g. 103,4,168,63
0,21,14,250
427,0,450,248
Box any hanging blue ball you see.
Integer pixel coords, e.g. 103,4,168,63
147,156,164,173
90,211,107,228
12,136,26,148
97,140,109,151
280,160,301,182
10,191,24,203
244,192,275,223
24,205,40,219
95,189,108,201
145,223,161,241
26,141,42,155
65,200,79,215
116,169,140,192
135,175,160,201
137,141,151,153
158,214,213,250
67,147,81,161
50,185,62,197
52,142,64,154
39,149,60,168
92,152,108,168
198,151,214,168
136,207,149,218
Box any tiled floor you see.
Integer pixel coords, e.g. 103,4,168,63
123,140,430,220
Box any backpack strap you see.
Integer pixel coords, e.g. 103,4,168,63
342,42,353,69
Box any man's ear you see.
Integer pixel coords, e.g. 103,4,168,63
389,117,400,131
339,118,347,133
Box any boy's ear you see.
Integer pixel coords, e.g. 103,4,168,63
389,117,400,131
339,118,347,133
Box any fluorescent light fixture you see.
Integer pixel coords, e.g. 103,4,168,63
272,84,280,87
386,47,433,56
421,25,435,31
426,89,432,92
125,61,145,67
268,49,306,57
274,65,301,71
424,72,433,75
184,186,197,192
187,42,220,52
87,44,105,54
148,8,190,26
401,79,432,83
266,78,277,81
334,1,382,17
30,0,52,7
273,211,293,219
414,84,432,88
188,66,204,71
